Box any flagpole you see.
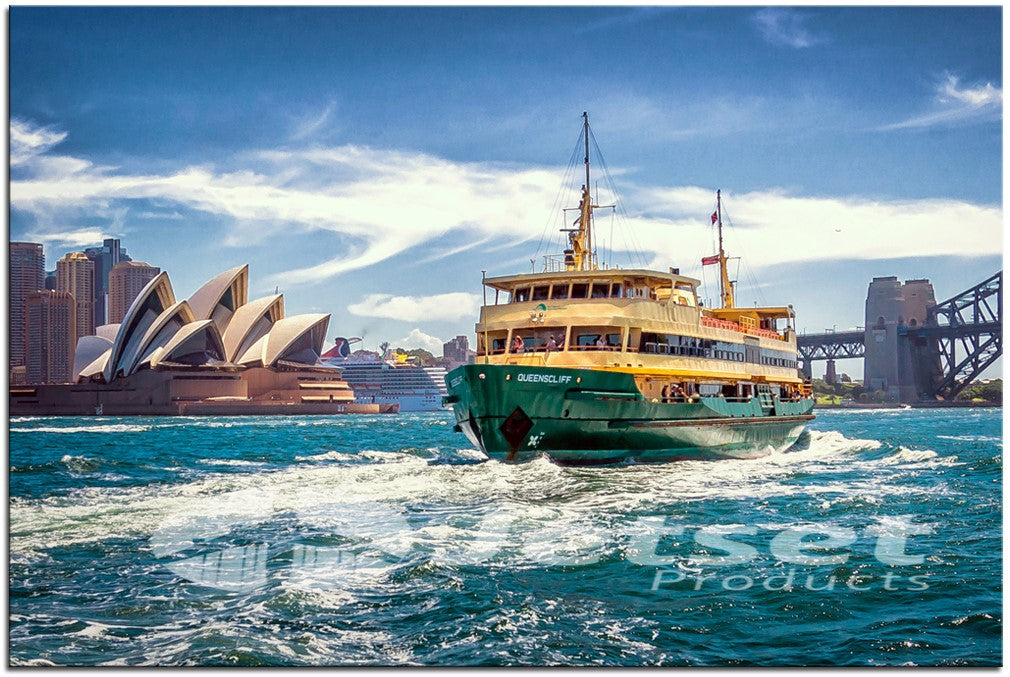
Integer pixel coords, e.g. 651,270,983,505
717,189,724,306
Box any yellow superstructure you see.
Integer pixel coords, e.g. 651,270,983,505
476,268,804,399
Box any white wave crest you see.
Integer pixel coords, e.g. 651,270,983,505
60,455,100,473
12,424,153,434
294,450,359,462
197,458,269,467
937,434,1002,444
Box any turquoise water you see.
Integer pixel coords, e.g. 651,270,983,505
8,408,1002,666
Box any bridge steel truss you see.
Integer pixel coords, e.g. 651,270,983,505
796,331,865,378
902,271,1002,401
797,330,866,363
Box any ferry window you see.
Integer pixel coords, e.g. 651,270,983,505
571,283,589,299
551,284,569,299
577,333,600,347
699,384,722,397
605,333,620,347
527,328,566,351
639,332,658,352
514,287,530,303
610,283,622,298
532,285,550,301
590,282,609,298
492,338,507,352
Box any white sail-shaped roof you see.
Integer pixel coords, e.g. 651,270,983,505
95,324,120,342
236,333,269,366
78,349,111,381
221,294,284,362
89,264,340,383
103,272,176,382
187,264,249,334
151,319,226,368
263,314,330,367
74,336,113,382
125,301,197,375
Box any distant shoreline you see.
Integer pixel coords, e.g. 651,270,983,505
816,401,1001,410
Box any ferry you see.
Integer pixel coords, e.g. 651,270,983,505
443,112,814,465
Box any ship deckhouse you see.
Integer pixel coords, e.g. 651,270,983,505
476,268,800,393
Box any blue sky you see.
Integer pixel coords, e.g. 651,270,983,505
10,6,1002,378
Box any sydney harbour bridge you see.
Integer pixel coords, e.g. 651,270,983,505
797,271,1002,402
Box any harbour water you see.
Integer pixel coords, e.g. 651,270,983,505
9,408,1001,666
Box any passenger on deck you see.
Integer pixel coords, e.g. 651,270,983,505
596,336,607,348
512,336,525,354
661,384,670,402
545,335,557,352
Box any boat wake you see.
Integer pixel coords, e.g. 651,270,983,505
9,426,953,565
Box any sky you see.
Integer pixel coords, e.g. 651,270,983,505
9,6,1003,378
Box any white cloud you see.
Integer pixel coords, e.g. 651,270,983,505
10,119,67,166
23,227,110,249
10,118,1002,289
940,73,1001,107
752,8,820,49
348,292,481,322
631,186,1002,279
136,210,185,220
879,73,1002,131
11,128,564,286
392,328,444,354
290,101,338,141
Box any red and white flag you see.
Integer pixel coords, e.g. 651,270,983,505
701,255,720,266
710,211,718,224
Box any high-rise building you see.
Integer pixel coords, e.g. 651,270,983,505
442,335,471,364
84,238,130,326
108,261,160,324
56,251,96,341
24,290,76,384
10,242,45,372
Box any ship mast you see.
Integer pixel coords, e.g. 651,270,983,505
716,189,735,309
564,112,599,272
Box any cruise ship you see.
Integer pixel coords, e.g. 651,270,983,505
322,342,449,412
443,112,814,465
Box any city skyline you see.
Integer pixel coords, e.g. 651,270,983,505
10,7,1002,377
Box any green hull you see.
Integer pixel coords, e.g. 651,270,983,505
444,364,814,465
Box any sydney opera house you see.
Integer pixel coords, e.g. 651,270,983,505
10,265,393,416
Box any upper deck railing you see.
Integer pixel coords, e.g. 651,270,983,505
700,315,785,341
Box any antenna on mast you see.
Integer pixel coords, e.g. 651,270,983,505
716,189,735,309
563,112,599,272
